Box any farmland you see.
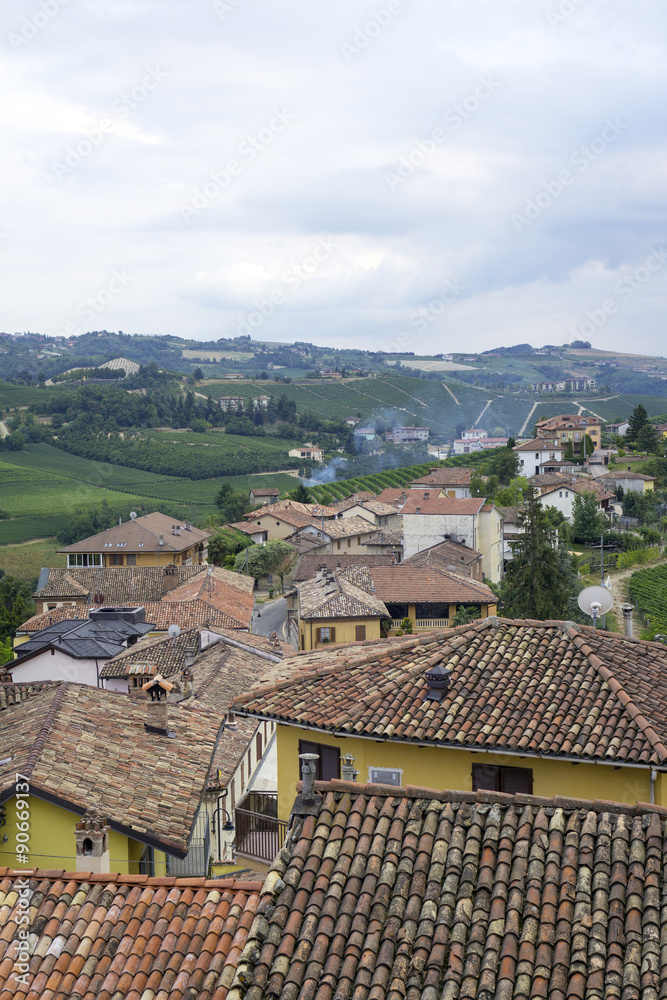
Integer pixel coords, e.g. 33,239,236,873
628,564,667,635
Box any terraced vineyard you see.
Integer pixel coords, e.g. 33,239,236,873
308,462,435,503
628,564,667,635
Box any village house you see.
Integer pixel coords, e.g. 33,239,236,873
233,617,667,824
336,497,402,530
366,562,497,631
385,426,429,443
536,477,615,521
217,395,245,411
535,413,603,454
243,499,333,541
408,467,472,498
451,434,509,454
287,445,324,462
248,486,280,506
400,493,503,582
288,566,389,651
251,394,271,408
513,437,564,477
296,513,381,555
57,511,211,568
31,563,205,615
401,535,485,580
594,470,656,494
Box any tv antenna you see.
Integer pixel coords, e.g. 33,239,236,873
130,511,137,520
577,585,613,628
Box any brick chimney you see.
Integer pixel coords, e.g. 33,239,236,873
142,674,175,737
162,564,179,595
75,808,110,873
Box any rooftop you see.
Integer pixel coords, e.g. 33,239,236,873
58,511,211,555
161,566,254,630
366,563,497,604
513,437,562,452
309,514,382,540
0,869,262,1000
409,467,473,487
33,564,205,602
12,610,154,664
296,569,389,621
233,618,667,767
0,683,222,855
18,598,253,635
402,537,483,571
292,553,396,583
233,782,667,1000
400,494,486,516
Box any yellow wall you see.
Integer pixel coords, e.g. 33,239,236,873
1,794,167,874
274,724,656,820
65,548,207,569
299,617,381,651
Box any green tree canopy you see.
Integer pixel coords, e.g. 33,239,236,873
289,481,311,503
0,573,35,643
214,484,250,524
234,539,297,590
627,404,650,444
498,491,571,620
571,490,606,542
208,527,253,569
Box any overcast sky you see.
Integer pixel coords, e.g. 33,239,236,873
2,0,666,354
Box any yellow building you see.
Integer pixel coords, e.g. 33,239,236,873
233,618,667,821
290,567,389,651
535,414,602,454
0,681,221,874
58,511,211,568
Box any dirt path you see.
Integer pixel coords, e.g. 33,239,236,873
473,399,493,426
606,555,667,634
441,383,460,405
519,401,538,437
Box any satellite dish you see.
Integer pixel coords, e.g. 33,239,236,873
130,511,137,519
168,624,181,638
577,585,613,623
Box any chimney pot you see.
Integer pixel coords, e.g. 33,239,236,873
621,603,634,638
425,663,451,701
299,752,319,801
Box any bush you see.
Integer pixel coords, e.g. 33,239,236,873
579,563,590,577
616,546,661,570
400,617,413,634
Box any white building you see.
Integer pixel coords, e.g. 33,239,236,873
514,438,564,477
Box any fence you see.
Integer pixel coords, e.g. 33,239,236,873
235,792,287,864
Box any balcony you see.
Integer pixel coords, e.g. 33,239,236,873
234,792,287,865
390,618,450,630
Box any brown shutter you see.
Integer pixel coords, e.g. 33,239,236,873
355,625,366,641
501,767,533,794
330,627,336,643
472,764,499,791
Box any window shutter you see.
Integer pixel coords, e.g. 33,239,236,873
501,767,533,794
472,764,499,791
355,625,366,641
330,627,336,643
315,628,322,642
320,745,340,781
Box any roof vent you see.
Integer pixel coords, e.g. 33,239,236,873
424,663,451,702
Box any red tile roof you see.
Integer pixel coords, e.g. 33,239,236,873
233,618,667,766
58,511,211,554
400,494,486,516
0,868,261,1000
409,467,473,486
18,599,251,633
162,566,254,628
368,564,497,604
233,782,667,1000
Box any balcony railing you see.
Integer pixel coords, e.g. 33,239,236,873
235,793,287,864
390,618,450,630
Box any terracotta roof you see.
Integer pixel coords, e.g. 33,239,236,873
296,570,389,621
58,511,211,554
375,487,408,504
367,564,497,604
0,869,261,1000
400,494,486,516
249,487,280,495
0,681,58,711
409,467,472,487
283,531,326,555
363,529,403,546
233,618,667,766
596,471,655,482
331,491,377,510
0,684,223,855
232,782,667,1000
527,472,571,488
162,566,254,629
309,515,381,540
402,537,483,575
495,504,525,523
537,414,602,428
18,599,251,634
224,520,267,536
292,553,396,583
513,436,562,452
33,565,205,602
244,499,338,526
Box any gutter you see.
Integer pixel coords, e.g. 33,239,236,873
232,712,666,775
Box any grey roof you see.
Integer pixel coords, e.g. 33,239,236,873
13,614,154,663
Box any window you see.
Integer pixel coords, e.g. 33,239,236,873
256,732,263,759
336,540,341,550
347,538,351,547
535,452,539,458
299,740,340,781
109,554,124,566
369,767,402,787
126,554,136,566
355,624,366,641
315,626,336,643
67,553,101,567
472,764,533,794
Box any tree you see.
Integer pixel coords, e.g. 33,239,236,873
498,491,571,619
480,448,519,485
289,481,311,503
0,573,35,643
0,637,13,666
494,476,531,506
208,527,253,569
234,539,297,592
215,488,250,524
637,423,660,454
451,605,481,626
627,404,650,444
571,490,605,542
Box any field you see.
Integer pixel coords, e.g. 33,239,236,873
308,462,435,503
0,538,61,582
182,349,255,361
628,564,667,635
0,461,149,520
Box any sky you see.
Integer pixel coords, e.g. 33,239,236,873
2,0,667,355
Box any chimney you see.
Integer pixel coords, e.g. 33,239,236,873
143,674,175,737
299,752,319,801
621,604,634,638
162,564,179,595
341,753,358,782
179,665,194,699
75,809,110,873
424,663,451,702
172,525,176,535
184,645,196,669
159,533,164,546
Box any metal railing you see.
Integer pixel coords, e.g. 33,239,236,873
390,618,450,629
235,793,287,864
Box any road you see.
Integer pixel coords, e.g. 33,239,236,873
252,597,288,640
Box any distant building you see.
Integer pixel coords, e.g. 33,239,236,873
218,396,244,411
353,427,376,441
386,426,429,443
288,446,324,462
452,436,508,455
530,377,597,392
535,414,603,454
57,512,211,568
514,438,564,477
605,420,630,437
252,395,271,409
249,487,280,505
461,428,487,440
219,373,245,380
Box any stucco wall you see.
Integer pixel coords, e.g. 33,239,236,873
9,650,102,686
299,617,382,651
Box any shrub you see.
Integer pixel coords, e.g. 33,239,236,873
579,563,590,577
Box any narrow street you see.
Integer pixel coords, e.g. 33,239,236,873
252,596,288,640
